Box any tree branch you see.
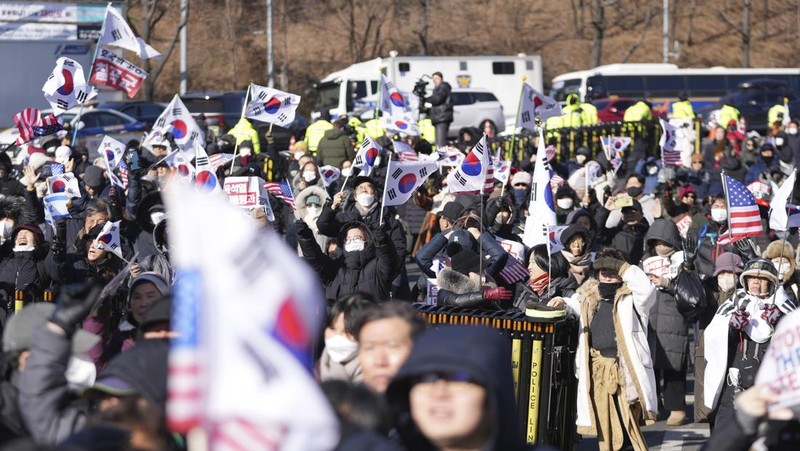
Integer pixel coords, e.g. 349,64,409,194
717,10,746,37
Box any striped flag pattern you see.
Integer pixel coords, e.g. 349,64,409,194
392,140,418,161
13,108,63,145
209,153,235,171
496,257,530,285
264,181,296,211
659,119,682,166
722,174,763,243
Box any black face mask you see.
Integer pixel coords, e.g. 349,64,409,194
598,281,622,299
627,186,643,198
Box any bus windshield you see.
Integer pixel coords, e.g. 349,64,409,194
315,81,340,109
550,78,582,102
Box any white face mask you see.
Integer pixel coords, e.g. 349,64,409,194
65,357,97,393
150,211,165,226
772,258,791,281
325,334,359,364
718,273,736,292
356,193,375,207
240,146,252,157
341,168,352,177
344,239,365,253
293,152,304,161
13,244,35,252
306,206,319,217
711,208,727,223
0,220,13,241
303,171,317,182
648,166,659,175
557,198,574,209
788,128,798,135
776,137,785,146
576,155,587,165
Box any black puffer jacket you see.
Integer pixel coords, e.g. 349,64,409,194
298,221,399,301
643,219,688,372
317,199,407,260
425,81,453,125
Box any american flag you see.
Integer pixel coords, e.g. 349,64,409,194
50,163,65,176
496,257,530,285
209,153,235,171
118,160,129,188
659,119,682,166
13,108,63,145
721,174,763,243
392,140,418,161
264,181,296,211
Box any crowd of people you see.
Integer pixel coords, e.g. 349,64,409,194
0,92,800,450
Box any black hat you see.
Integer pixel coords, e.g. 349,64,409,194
136,191,164,234
559,224,587,247
139,297,171,334
438,202,464,223
450,248,481,275
621,199,642,213
88,339,169,407
352,176,376,190
82,165,105,189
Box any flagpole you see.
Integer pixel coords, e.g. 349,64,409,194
375,70,383,121
720,170,734,245
379,153,392,227
229,83,253,174
284,178,300,220
71,2,112,146
338,171,351,194
509,76,526,163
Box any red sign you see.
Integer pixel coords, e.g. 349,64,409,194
90,47,147,98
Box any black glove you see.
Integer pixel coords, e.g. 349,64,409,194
52,219,67,257
49,283,102,337
735,238,758,261
682,235,698,269
295,219,313,238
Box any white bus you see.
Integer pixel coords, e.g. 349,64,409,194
550,63,800,114
314,52,543,130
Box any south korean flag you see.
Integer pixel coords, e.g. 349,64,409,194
245,83,301,127
42,58,98,116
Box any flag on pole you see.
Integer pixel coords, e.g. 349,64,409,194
264,181,296,212
165,150,196,181
245,83,301,127
42,58,97,116
383,159,438,206
99,4,161,59
659,119,682,166
208,153,235,171
318,166,341,188
547,225,571,254
46,172,81,198
784,98,792,127
722,174,763,242
90,47,148,98
164,182,339,447
522,131,557,247
194,143,221,195
379,74,419,136
13,108,63,145
518,83,562,130
446,135,490,193
93,220,124,260
770,170,798,231
493,159,511,186
392,140,418,161
353,135,382,177
600,136,631,172
100,135,128,188
144,94,205,150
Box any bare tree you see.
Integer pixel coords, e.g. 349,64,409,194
685,0,698,45
132,0,189,100
621,0,655,62
569,0,586,39
331,0,392,63
415,0,429,55
589,0,606,67
718,0,752,67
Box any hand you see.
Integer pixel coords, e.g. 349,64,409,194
331,192,345,210
761,304,781,326
49,283,102,337
547,297,566,309
582,192,591,207
604,195,617,211
21,165,37,189
483,287,512,302
735,239,758,261
682,235,698,268
295,219,313,238
735,385,795,421
652,197,663,219
729,309,750,330
467,226,481,240
129,263,143,277
265,129,275,145
64,158,75,174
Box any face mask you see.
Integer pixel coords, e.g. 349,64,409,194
557,198,574,209
0,220,12,240
494,215,509,225
306,206,319,217
513,189,528,205
150,211,165,226
598,281,622,299
341,168,352,177
293,152,304,161
356,193,374,207
717,273,736,292
65,357,97,393
788,128,798,135
303,171,317,182
325,334,359,364
344,239,365,252
627,186,643,198
711,208,727,223
776,137,785,147
240,147,252,157
576,155,587,165
648,166,659,175
777,266,790,282
13,244,35,252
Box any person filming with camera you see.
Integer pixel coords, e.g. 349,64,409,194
424,71,453,148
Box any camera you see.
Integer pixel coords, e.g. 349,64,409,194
413,78,429,98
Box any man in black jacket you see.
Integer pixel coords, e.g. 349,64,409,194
424,72,453,148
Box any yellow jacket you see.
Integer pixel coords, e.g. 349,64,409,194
718,105,740,128
671,100,695,119
419,118,436,144
768,104,788,128
228,118,261,154
623,101,653,122
304,119,333,155
579,102,599,125
363,118,386,140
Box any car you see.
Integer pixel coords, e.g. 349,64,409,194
180,91,308,151
449,88,505,137
97,101,167,128
0,107,146,163
696,79,800,133
591,97,637,123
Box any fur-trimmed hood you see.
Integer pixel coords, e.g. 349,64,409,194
436,267,480,294
0,196,35,226
764,240,796,282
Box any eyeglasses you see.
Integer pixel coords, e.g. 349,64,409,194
344,237,365,244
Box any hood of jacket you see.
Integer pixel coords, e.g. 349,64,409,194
644,218,682,251
386,325,525,451
323,128,346,140
296,185,329,218
436,267,480,294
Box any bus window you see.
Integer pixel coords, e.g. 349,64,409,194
586,76,606,100
552,78,583,102
687,75,726,97
604,76,645,97
492,62,515,75
398,62,410,73
644,76,685,98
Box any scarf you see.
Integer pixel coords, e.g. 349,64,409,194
529,272,551,295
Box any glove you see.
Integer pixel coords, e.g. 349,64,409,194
52,219,67,257
761,304,781,326
729,308,751,331
265,129,275,146
49,283,102,337
735,238,758,261
682,235,698,269
483,287,512,302
295,219,313,238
